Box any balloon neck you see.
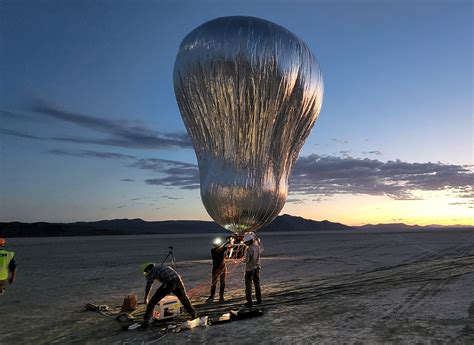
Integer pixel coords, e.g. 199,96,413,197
198,156,288,234
224,223,254,233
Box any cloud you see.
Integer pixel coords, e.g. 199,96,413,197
33,101,192,149
121,179,134,182
130,158,200,190
0,128,44,140
458,190,474,199
121,153,474,203
312,197,327,202
48,149,136,160
290,154,474,200
0,110,33,121
286,198,304,204
449,200,474,208
362,150,382,156
131,158,197,171
339,150,352,158
162,195,183,200
43,145,474,205
390,218,404,222
331,138,348,144
1,101,192,150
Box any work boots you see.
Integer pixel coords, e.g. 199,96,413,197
140,320,150,329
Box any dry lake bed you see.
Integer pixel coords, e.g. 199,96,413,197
1,229,473,344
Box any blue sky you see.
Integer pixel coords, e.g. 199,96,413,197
0,0,472,225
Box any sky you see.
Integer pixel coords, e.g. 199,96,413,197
0,0,472,226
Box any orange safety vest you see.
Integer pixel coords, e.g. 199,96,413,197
0,249,14,280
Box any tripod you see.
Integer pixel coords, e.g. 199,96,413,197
161,246,178,268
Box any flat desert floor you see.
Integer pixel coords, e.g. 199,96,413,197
1,230,473,344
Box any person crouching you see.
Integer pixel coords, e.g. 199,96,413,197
141,263,197,328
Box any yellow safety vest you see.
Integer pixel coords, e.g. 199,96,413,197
0,249,14,280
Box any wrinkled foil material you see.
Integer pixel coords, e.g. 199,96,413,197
173,16,324,234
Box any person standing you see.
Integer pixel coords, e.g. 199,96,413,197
206,238,228,303
243,233,263,307
0,237,17,295
141,263,197,328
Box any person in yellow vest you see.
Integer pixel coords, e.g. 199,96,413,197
0,237,17,295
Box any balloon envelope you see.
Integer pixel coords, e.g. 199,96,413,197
174,16,323,234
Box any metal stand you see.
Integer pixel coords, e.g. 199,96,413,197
161,246,178,268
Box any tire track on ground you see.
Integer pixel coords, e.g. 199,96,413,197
361,243,474,342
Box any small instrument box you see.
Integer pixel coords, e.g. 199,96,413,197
154,295,182,320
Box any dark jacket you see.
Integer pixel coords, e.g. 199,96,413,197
211,246,226,270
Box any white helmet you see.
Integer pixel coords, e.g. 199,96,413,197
243,233,254,242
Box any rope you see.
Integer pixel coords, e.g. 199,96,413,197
188,257,245,299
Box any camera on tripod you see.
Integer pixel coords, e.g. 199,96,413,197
161,246,177,268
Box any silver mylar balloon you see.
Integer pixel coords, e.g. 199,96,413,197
173,16,323,234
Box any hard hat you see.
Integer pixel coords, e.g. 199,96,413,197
0,238,5,246
140,262,154,275
243,234,254,242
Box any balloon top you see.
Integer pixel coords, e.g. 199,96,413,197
174,16,324,234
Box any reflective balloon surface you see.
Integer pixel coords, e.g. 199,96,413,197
174,16,323,234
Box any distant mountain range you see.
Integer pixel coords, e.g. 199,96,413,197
0,214,472,238
356,223,474,231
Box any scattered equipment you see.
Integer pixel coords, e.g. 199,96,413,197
209,308,264,325
116,312,134,323
224,234,247,261
120,292,138,312
230,308,264,320
222,232,259,260
210,312,232,325
84,303,110,312
126,323,141,331
181,316,206,329
153,295,182,320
